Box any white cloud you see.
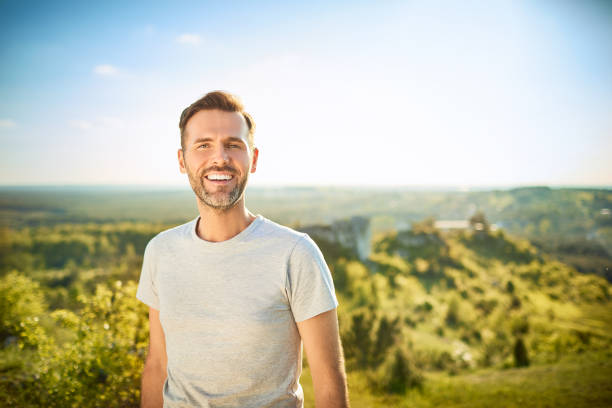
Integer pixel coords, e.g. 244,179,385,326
0,119,16,128
69,120,94,130
176,33,201,45
94,64,119,76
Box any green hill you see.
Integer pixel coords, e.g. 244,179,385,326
2,186,610,281
311,220,612,406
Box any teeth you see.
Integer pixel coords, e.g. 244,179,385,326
207,174,232,181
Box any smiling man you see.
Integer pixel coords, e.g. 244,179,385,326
136,91,349,408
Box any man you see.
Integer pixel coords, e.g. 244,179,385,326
137,91,350,408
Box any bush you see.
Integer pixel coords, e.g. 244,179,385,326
479,330,511,367
342,311,375,369
371,316,401,366
36,281,148,407
513,337,530,367
0,271,47,342
369,347,423,394
0,280,148,408
445,296,460,327
414,348,455,371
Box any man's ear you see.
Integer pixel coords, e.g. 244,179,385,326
250,147,259,173
178,148,186,174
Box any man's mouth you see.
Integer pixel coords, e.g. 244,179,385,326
205,173,234,182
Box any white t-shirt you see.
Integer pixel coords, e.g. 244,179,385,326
136,215,338,408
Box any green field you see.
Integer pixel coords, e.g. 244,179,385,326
301,350,612,407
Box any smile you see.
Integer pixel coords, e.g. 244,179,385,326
205,173,234,181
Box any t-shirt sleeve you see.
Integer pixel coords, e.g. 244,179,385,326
136,240,160,310
286,234,339,323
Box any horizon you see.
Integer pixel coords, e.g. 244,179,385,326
1,183,611,192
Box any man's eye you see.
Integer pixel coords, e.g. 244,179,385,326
228,144,241,149
198,144,210,149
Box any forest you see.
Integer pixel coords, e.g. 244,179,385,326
1,186,611,407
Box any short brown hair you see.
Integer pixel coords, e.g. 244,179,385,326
179,90,255,150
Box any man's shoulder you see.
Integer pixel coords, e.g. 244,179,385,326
256,216,323,255
256,216,307,242
146,218,196,251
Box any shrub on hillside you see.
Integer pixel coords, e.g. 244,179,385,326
479,329,511,367
513,337,530,367
414,348,456,371
368,347,423,394
342,310,375,369
0,280,148,408
371,316,401,366
0,271,47,342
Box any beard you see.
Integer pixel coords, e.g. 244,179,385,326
186,164,249,211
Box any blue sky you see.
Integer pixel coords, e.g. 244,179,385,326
1,0,611,187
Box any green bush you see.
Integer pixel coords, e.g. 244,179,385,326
369,347,423,394
0,271,47,342
513,337,530,367
0,280,148,408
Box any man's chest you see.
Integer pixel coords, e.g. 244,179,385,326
155,248,290,323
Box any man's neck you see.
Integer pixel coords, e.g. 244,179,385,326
195,198,256,242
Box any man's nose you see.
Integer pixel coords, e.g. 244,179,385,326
211,145,229,165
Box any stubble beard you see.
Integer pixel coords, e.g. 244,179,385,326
186,164,248,212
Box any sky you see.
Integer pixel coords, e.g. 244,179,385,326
1,0,611,188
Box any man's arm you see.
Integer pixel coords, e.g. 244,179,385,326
141,307,167,408
297,308,350,408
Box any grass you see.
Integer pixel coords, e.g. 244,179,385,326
301,350,612,408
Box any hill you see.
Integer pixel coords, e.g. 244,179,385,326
2,185,610,281
1,216,611,406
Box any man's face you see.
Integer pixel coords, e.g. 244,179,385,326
178,109,258,211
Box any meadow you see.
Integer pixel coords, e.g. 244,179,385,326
301,349,612,408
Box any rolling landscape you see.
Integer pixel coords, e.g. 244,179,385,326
1,185,611,407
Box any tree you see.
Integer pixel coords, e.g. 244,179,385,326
411,217,439,236
513,337,530,367
372,316,400,367
445,296,460,327
370,347,423,394
469,211,490,234
343,311,375,369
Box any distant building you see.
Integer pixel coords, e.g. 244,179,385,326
434,220,498,232
300,216,371,261
434,220,470,231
